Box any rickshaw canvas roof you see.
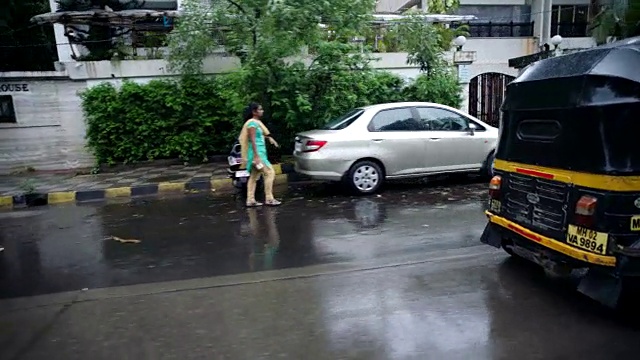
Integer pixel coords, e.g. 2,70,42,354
513,36,640,84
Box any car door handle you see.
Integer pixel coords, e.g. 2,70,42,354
429,138,441,141
372,139,384,142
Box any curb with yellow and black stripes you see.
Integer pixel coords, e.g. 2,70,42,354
0,163,305,210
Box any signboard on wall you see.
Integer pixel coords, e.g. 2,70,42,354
0,83,29,93
458,65,471,83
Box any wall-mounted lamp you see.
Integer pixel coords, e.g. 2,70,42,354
453,35,466,51
550,34,563,49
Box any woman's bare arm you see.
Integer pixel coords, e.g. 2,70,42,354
266,135,279,148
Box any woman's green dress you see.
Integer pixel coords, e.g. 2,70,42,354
245,120,272,172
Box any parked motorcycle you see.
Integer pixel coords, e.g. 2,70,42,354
227,141,263,194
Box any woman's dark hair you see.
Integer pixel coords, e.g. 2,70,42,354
243,102,261,121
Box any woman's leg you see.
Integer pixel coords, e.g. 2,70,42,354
263,166,280,205
246,169,262,206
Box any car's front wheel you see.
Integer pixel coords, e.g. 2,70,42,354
346,160,383,195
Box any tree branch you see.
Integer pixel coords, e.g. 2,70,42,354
226,0,246,14
224,0,256,47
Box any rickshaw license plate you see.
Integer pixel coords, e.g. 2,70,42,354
566,225,608,255
235,170,250,177
631,216,640,231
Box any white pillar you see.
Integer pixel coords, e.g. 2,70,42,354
48,0,73,62
460,83,470,113
177,0,183,10
531,1,542,38
541,0,553,45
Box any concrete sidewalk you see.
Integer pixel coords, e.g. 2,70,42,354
0,162,296,209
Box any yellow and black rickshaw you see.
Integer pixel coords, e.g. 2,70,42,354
480,37,640,308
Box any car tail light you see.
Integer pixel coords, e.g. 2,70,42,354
574,195,597,227
489,175,501,198
303,140,327,152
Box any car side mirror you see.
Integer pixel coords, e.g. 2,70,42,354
467,123,477,135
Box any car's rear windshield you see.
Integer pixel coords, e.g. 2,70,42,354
321,108,365,130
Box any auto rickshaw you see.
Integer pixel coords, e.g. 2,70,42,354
480,36,640,308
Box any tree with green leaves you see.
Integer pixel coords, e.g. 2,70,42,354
374,2,468,73
589,0,640,44
168,0,376,74
168,0,379,136
166,0,464,145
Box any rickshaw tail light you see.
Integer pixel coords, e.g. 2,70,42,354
575,195,597,227
489,176,501,198
576,195,597,215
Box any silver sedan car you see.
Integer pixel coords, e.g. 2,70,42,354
293,102,498,194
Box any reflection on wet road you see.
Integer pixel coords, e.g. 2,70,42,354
0,180,487,298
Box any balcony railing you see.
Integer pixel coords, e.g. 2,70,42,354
453,21,535,38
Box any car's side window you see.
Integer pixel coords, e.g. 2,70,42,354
369,108,420,131
468,119,487,131
416,107,482,131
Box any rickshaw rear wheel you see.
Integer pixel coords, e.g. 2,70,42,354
502,243,515,256
480,151,496,178
501,239,527,262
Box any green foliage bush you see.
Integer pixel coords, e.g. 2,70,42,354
81,75,245,165
81,67,461,166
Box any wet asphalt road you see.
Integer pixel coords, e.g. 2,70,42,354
0,177,487,299
2,178,640,359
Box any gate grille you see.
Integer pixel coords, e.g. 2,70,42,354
468,72,515,127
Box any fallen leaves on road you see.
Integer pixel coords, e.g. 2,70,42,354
110,236,141,244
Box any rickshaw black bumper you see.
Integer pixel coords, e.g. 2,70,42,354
481,212,640,307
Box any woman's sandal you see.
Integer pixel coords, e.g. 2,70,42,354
246,201,263,207
265,199,282,206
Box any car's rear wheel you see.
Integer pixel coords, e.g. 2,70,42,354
346,160,383,195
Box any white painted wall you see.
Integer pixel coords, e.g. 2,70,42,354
0,75,93,173
558,37,597,49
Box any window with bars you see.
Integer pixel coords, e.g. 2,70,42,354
0,96,16,123
551,5,590,37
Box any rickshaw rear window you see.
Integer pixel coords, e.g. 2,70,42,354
517,120,561,141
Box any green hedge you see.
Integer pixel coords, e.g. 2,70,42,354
81,70,461,166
